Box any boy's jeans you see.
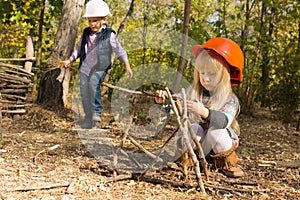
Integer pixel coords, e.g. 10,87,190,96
80,71,106,120
94,71,107,115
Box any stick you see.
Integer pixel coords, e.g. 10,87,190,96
126,134,163,162
33,144,60,164
186,120,209,180
102,82,145,95
102,82,181,100
114,117,143,173
180,88,206,195
165,87,206,195
3,182,70,192
139,176,270,194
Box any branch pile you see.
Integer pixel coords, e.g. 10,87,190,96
0,61,34,114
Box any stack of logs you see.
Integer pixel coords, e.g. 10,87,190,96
0,59,34,114
0,36,35,115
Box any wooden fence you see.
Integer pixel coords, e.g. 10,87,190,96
0,36,35,115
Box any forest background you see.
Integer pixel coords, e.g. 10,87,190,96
0,0,299,129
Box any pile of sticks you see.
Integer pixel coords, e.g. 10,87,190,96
0,58,34,114
102,82,208,195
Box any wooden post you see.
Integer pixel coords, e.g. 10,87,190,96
24,36,34,73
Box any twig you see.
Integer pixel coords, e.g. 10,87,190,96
3,182,70,192
186,120,209,180
126,134,163,162
102,82,181,100
181,88,206,195
114,117,143,173
102,82,145,95
204,182,270,194
33,144,60,164
137,176,269,194
139,127,179,177
105,174,133,183
165,87,206,195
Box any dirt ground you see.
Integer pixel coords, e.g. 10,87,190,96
0,101,299,200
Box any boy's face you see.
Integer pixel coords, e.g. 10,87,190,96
87,17,106,32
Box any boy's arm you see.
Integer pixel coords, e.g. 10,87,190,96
110,33,132,77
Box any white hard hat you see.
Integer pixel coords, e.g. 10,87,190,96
83,0,111,18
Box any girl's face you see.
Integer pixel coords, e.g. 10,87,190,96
198,68,221,91
88,17,106,32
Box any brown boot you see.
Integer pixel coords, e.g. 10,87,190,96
210,145,244,178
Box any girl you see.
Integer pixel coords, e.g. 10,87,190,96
156,38,244,178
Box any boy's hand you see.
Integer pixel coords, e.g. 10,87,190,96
125,63,133,78
126,68,133,78
155,90,168,104
60,59,71,68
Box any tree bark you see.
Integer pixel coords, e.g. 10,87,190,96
173,0,191,92
37,0,85,106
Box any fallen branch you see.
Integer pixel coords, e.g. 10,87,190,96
102,82,145,95
3,182,70,192
138,175,270,194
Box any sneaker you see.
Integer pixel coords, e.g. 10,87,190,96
92,112,101,122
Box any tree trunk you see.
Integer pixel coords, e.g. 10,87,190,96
37,0,85,106
173,0,191,92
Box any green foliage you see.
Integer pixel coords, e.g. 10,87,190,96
0,0,299,126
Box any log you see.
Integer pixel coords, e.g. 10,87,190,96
2,109,26,114
0,99,30,104
0,94,27,101
0,73,31,84
0,89,28,94
0,62,34,76
0,84,31,89
0,68,33,77
1,104,26,108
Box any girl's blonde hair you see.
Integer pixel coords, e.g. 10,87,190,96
189,51,240,134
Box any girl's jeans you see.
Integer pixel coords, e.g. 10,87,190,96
80,71,106,120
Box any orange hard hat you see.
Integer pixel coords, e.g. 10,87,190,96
192,38,244,85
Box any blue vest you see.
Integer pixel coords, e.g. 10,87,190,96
79,27,115,74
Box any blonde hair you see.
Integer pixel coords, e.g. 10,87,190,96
189,51,240,134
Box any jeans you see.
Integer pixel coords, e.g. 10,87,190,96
80,71,106,120
94,71,107,115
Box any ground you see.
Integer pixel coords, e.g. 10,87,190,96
0,100,299,200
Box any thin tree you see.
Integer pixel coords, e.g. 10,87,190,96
173,0,192,92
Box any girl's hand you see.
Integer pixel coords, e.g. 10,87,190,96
187,99,209,119
155,90,168,104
